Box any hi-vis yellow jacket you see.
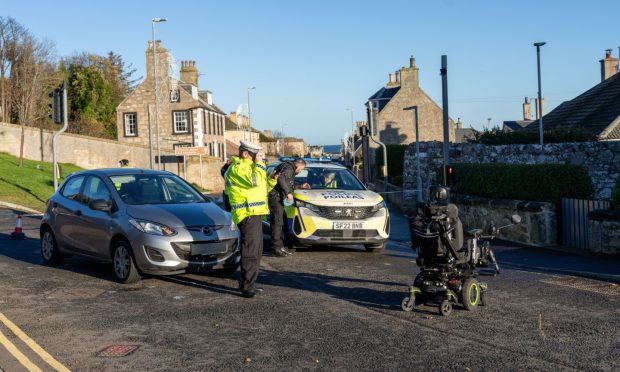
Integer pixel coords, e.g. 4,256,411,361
224,156,277,224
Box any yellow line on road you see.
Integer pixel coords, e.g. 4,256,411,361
0,327,43,372
0,313,70,372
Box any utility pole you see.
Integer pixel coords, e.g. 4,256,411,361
247,86,256,141
152,18,167,169
534,42,546,146
440,55,450,185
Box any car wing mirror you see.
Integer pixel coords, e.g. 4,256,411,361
89,199,111,212
511,214,521,224
366,182,375,191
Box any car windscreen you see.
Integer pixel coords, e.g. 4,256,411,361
109,174,207,205
296,167,365,191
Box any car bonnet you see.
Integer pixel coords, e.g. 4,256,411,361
293,189,383,206
125,203,231,228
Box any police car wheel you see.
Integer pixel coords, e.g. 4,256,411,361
364,242,385,253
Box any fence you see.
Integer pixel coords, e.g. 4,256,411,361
561,198,610,250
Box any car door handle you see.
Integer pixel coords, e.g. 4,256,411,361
75,210,82,216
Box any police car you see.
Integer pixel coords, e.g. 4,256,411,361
267,158,389,252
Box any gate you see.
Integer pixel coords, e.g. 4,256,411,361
561,198,610,250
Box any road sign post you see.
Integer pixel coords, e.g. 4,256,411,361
51,82,68,191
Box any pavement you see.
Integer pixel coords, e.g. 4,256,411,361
0,203,619,370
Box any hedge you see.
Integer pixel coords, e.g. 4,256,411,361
450,163,594,203
469,126,595,145
375,145,408,186
612,174,620,210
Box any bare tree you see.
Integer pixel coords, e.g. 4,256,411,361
10,33,56,166
0,17,25,123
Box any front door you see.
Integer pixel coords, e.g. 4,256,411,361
72,176,114,258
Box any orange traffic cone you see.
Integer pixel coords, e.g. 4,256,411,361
10,214,26,240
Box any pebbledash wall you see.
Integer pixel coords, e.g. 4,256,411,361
0,122,224,192
402,141,620,248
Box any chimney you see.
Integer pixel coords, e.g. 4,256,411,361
535,98,545,119
180,60,199,88
395,70,401,83
145,40,168,81
523,97,532,120
399,54,419,87
456,118,463,129
600,49,619,81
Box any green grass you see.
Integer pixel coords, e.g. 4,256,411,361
0,152,84,211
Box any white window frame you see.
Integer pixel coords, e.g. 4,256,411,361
170,89,180,103
173,111,190,134
124,113,137,137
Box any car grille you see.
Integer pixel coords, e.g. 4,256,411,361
171,239,236,261
313,229,379,239
318,206,375,220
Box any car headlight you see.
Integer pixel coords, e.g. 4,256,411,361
296,200,321,213
371,201,386,213
128,218,177,236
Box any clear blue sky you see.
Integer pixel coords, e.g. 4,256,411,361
4,0,620,145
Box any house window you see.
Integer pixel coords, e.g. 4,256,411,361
169,90,180,103
173,111,190,134
123,113,137,137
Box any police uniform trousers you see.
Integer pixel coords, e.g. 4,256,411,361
238,215,264,292
268,195,291,251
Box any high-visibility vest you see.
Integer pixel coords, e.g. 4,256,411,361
326,179,338,189
224,156,276,224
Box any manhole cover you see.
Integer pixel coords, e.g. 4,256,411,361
97,345,141,357
541,277,620,296
45,288,105,300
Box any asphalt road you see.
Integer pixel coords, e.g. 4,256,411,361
0,207,619,371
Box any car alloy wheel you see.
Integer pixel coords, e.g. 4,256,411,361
114,245,130,280
40,228,62,264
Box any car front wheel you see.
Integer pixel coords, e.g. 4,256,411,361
112,240,141,284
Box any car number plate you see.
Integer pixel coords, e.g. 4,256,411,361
332,222,364,230
191,242,228,255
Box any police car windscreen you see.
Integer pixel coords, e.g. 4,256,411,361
109,174,207,205
295,168,364,190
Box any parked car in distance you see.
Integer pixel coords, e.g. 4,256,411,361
40,169,240,283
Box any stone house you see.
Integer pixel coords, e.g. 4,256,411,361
116,41,227,161
522,50,620,140
366,55,455,147
224,115,261,158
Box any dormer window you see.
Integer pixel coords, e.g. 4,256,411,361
170,89,180,103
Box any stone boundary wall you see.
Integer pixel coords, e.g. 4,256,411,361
452,193,556,247
0,122,224,192
403,141,620,206
588,210,620,255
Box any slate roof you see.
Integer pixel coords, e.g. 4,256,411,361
503,120,534,132
367,86,401,112
524,73,620,139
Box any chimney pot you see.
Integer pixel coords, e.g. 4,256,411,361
410,55,415,68
388,73,394,83
395,70,401,83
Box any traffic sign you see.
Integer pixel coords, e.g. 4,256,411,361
174,146,208,156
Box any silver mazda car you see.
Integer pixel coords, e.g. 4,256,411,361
40,169,240,283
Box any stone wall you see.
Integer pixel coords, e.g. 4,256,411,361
0,122,224,192
453,194,557,247
403,141,620,206
588,210,620,255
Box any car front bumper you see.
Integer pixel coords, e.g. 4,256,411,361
127,227,240,276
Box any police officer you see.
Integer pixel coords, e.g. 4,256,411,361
224,141,275,298
268,158,307,256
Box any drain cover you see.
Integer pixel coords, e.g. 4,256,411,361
541,277,620,296
98,345,141,357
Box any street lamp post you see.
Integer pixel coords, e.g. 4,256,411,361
152,17,167,169
404,106,422,203
534,42,546,146
487,117,491,127
346,108,356,171
247,86,256,141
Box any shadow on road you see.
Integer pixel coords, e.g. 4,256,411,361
258,268,406,311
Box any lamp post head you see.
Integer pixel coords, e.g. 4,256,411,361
248,86,256,90
152,18,168,23
534,42,546,47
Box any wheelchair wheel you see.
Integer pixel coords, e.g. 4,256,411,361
461,278,480,311
439,300,452,316
401,296,415,312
